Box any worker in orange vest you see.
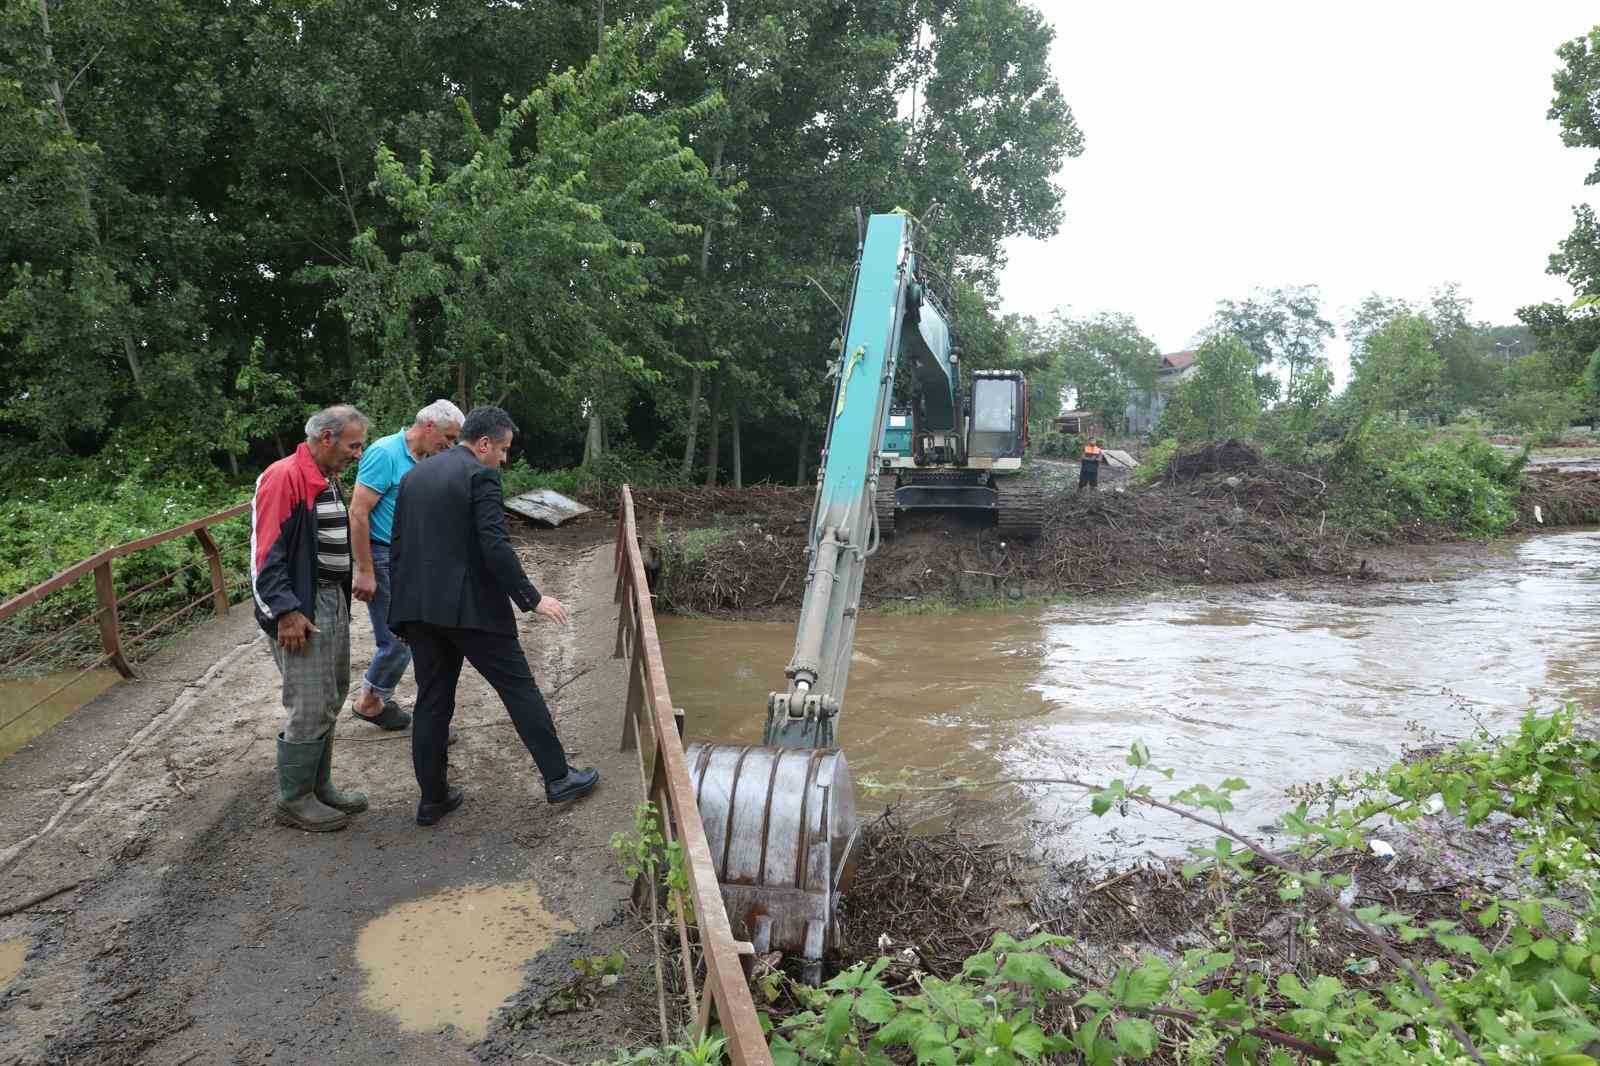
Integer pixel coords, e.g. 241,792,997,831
1078,438,1105,491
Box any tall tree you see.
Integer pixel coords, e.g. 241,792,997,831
1349,313,1444,416
0,0,230,457
1211,285,1334,405
1052,311,1159,431
326,13,734,433
1157,334,1260,443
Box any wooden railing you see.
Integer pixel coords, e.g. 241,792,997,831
613,486,771,1064
0,502,251,737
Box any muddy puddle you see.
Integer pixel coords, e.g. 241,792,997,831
662,531,1600,859
0,934,30,991
0,669,120,761
354,881,573,1040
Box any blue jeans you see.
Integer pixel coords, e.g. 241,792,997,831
362,543,413,701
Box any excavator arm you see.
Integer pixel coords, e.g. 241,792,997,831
765,211,952,749
685,211,955,980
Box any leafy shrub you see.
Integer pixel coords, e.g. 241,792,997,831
0,456,249,669
762,708,1600,1065
1496,387,1582,445
1131,439,1176,486
1034,431,1083,459
1332,418,1525,537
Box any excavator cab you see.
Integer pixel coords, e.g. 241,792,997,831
967,371,1029,461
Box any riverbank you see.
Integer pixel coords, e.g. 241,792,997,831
631,452,1600,618
758,703,1599,1063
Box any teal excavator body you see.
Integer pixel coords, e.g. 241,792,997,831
685,212,1038,981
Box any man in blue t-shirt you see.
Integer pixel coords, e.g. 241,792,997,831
348,399,465,729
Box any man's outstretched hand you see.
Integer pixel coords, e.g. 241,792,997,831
533,596,569,625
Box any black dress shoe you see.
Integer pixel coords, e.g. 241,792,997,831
416,787,465,826
545,767,599,804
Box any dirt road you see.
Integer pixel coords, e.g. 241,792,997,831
0,522,651,1064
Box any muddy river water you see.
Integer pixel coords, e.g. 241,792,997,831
661,531,1600,859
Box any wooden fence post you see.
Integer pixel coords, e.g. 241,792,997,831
93,561,135,679
193,528,229,616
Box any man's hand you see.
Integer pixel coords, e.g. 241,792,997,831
277,611,321,654
353,567,377,603
533,596,569,625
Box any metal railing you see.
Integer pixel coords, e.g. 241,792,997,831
613,486,771,1064
0,502,251,737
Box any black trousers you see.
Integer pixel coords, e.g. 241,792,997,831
406,623,570,802
1078,461,1100,489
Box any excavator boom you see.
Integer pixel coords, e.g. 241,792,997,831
685,211,956,980
766,211,946,748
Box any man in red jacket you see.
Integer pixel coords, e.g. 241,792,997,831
251,404,370,831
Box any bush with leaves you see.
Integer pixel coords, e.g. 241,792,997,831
1330,417,1526,537
0,448,247,666
766,706,1600,1064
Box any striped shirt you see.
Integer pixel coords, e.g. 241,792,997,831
315,480,350,583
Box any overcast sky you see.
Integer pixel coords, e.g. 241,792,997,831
998,3,1600,383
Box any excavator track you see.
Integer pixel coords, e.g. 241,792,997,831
874,476,898,538
994,477,1044,543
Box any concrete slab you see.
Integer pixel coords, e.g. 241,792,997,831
505,489,591,527
1102,449,1140,469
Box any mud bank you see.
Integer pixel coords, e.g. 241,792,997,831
614,451,1600,618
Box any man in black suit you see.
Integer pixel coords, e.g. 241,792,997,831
388,405,599,826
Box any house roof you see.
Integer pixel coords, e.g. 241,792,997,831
1161,350,1196,371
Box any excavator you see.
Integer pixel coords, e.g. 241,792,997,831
684,210,1037,980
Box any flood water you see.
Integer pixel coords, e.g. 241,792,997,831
660,531,1600,859
0,669,120,762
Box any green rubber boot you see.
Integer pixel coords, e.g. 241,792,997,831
315,736,368,814
275,735,350,832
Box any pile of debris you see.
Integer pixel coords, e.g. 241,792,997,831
645,464,1368,615
636,450,1600,616
1514,469,1600,528
1165,439,1263,481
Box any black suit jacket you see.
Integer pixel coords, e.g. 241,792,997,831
388,445,540,636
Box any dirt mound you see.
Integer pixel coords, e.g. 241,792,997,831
1167,438,1262,480
625,484,812,527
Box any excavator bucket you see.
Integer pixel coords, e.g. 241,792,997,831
685,743,860,981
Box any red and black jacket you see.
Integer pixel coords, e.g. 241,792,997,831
250,443,351,637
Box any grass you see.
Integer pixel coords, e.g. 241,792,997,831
668,526,733,564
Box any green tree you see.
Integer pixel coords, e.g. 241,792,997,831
654,0,1083,482
1052,312,1158,431
1348,289,1514,421
1349,313,1444,417
0,0,231,460
1549,27,1600,298
1156,334,1259,443
327,15,734,440
1210,285,1333,405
